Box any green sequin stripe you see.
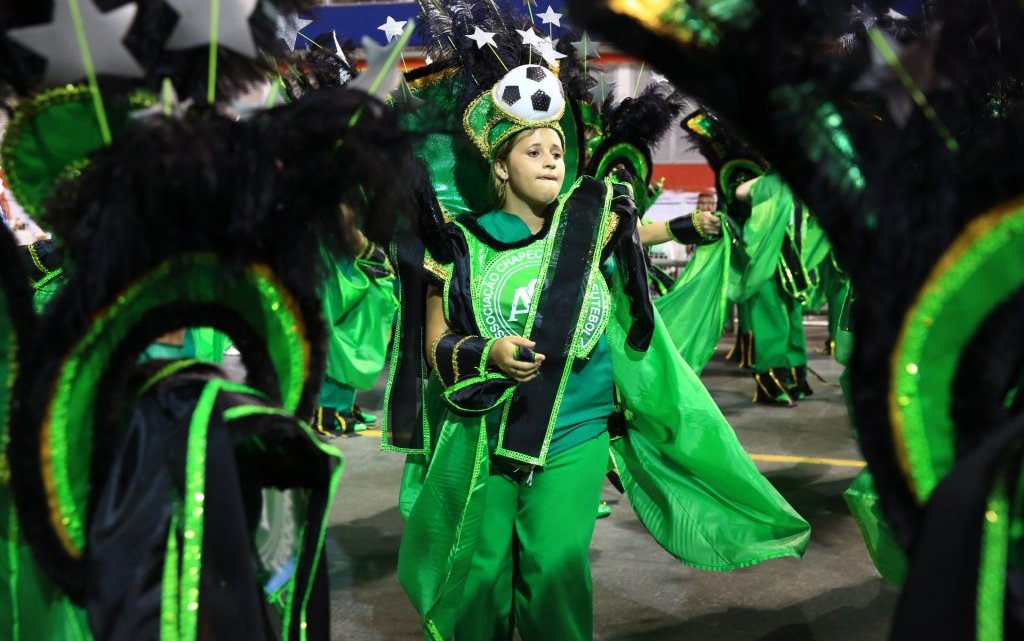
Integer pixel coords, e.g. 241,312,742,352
443,372,517,415
520,178,582,339
44,255,309,557
977,474,1009,641
495,180,612,466
178,379,226,641
160,512,181,641
891,201,1024,503
139,359,204,398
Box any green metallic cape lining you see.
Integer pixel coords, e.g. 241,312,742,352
976,475,1008,641
42,255,310,557
890,198,1024,503
492,179,612,466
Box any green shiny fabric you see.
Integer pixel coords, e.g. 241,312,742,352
655,214,732,374
0,488,91,641
729,173,792,302
843,469,907,586
0,283,91,641
321,255,397,391
607,277,810,570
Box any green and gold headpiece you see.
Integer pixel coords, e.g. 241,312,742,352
0,86,153,229
462,64,566,161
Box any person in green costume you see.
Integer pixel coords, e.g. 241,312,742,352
735,172,816,406
315,206,398,436
383,39,810,639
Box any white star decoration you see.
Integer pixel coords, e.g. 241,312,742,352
7,0,144,87
536,38,565,66
378,16,407,43
275,12,313,52
165,0,260,58
466,26,498,49
517,28,545,48
537,5,562,28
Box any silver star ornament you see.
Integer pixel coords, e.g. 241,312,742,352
7,0,144,87
537,6,562,28
164,0,260,58
466,27,498,49
276,12,313,52
378,16,407,43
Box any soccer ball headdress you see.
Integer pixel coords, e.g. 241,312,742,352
463,64,567,160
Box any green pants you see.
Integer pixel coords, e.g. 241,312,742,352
319,379,356,413
456,432,610,641
750,276,807,372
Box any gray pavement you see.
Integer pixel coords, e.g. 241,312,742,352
323,323,899,640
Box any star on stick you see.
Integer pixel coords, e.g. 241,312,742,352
536,38,565,66
351,20,414,102
466,26,498,49
537,6,562,27
378,16,407,43
7,0,144,87
571,33,601,60
590,74,614,104
517,28,545,48
165,0,260,58
276,12,313,52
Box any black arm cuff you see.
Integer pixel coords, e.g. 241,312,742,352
434,333,493,388
667,214,706,245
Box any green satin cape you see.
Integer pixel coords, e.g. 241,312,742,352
729,173,793,303
654,215,732,374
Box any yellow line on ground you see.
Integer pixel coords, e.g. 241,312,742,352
750,453,866,468
344,432,864,468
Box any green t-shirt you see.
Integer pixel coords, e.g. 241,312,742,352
474,211,614,459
